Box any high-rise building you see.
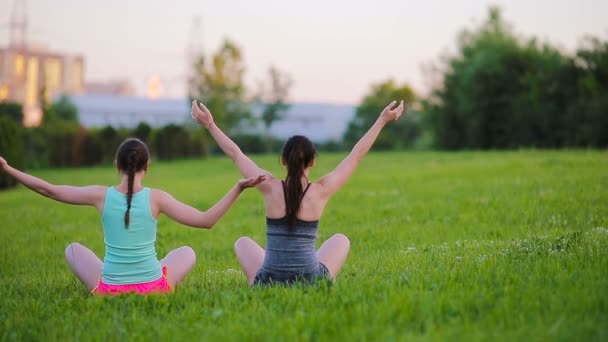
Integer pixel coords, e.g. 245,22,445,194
0,46,85,126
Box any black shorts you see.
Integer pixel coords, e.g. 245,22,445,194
253,263,330,286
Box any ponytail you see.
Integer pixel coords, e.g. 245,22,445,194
281,136,316,228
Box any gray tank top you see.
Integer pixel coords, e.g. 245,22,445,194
261,182,320,275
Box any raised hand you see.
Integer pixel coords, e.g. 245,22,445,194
379,100,405,124
0,156,7,170
237,174,267,190
191,100,214,128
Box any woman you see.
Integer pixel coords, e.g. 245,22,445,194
0,138,265,295
191,99,405,285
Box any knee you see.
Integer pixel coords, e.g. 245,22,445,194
180,246,197,264
333,233,350,247
64,242,82,259
234,236,253,251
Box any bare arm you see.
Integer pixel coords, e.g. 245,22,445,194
318,100,405,198
191,101,273,190
156,175,265,229
0,156,105,210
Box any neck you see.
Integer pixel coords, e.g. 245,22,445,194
286,168,310,185
117,171,145,193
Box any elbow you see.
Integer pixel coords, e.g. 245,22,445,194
198,217,216,229
39,184,56,199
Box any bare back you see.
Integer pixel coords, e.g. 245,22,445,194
262,177,329,222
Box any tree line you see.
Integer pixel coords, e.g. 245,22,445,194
345,7,607,150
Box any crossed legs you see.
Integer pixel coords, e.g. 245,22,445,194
64,243,196,290
234,233,351,285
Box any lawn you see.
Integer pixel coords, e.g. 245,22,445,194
0,151,606,341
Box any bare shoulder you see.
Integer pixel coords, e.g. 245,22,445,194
149,188,175,207
311,180,331,198
258,173,281,193
150,188,172,200
90,185,108,192
83,185,109,212
88,185,109,199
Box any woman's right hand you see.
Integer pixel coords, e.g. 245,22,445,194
379,100,405,124
191,100,214,128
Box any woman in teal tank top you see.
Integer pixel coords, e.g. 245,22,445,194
0,138,265,295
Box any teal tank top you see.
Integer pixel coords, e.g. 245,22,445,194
101,187,162,284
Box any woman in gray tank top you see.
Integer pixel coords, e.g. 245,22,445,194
192,99,405,285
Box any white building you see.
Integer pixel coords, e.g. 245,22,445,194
72,94,190,128
70,94,355,142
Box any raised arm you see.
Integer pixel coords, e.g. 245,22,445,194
155,174,265,229
0,156,105,210
318,100,405,197
191,101,273,191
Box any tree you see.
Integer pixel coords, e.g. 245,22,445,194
133,122,152,143
567,37,608,147
424,6,608,149
188,39,251,132
256,66,292,151
343,79,417,149
43,95,79,125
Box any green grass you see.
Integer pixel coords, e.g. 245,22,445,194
1,151,606,341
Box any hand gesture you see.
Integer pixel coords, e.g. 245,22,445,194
379,100,405,124
191,100,214,128
237,174,267,190
0,156,7,170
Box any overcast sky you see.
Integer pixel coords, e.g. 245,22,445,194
1,0,606,103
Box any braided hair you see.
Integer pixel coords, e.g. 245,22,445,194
115,138,150,228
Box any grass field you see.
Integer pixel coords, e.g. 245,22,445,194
0,151,606,341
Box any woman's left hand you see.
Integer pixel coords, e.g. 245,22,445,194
0,156,8,171
191,100,214,128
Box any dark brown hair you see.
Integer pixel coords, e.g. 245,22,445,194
115,138,149,228
281,135,316,227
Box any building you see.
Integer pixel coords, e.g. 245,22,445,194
0,45,84,126
72,94,190,128
84,80,135,97
259,102,355,142
70,94,355,142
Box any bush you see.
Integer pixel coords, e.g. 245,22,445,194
188,129,208,158
79,128,104,166
0,101,23,126
23,127,49,169
0,116,24,189
133,122,152,144
153,124,191,160
316,140,346,152
46,122,80,167
221,134,284,154
18,122,213,170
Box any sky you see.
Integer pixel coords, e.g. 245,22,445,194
1,0,607,104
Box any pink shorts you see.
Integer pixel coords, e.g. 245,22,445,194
92,266,172,296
